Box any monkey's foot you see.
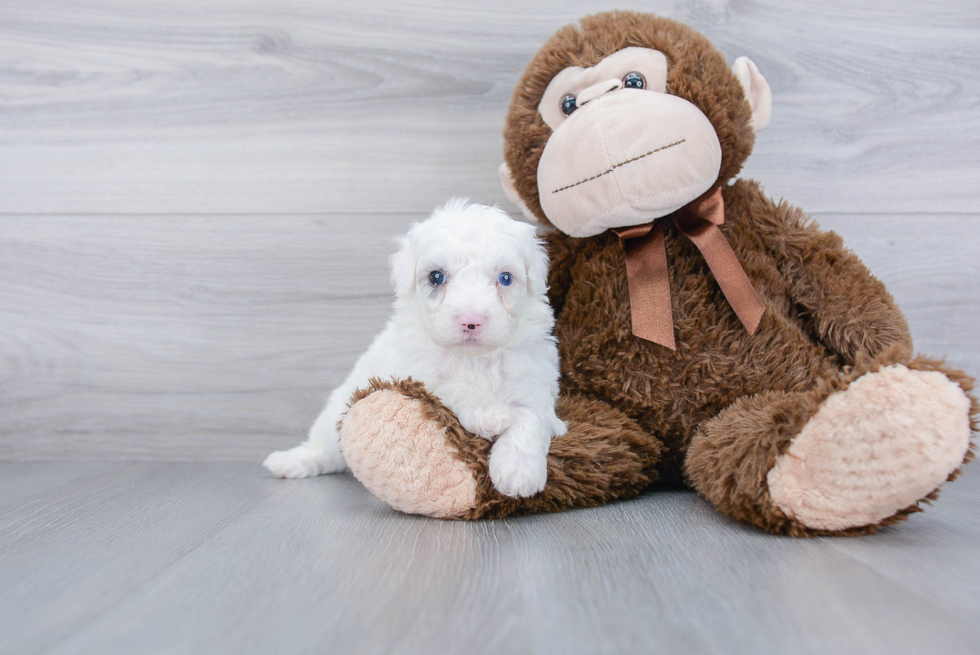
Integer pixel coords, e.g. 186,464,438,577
340,380,478,519
767,364,972,531
341,379,663,520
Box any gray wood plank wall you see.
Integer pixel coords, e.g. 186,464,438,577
1,0,978,460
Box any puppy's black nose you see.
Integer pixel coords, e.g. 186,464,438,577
466,323,476,330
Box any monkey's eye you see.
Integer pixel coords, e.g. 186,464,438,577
560,94,577,117
498,272,514,287
428,270,446,286
622,72,646,89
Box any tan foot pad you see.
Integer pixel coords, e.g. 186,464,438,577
768,365,971,531
341,389,477,518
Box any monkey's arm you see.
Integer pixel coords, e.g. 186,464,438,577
543,230,579,319
732,180,913,364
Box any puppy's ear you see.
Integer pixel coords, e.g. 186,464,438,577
519,223,550,297
388,229,418,299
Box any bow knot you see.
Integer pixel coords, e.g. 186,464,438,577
611,186,765,350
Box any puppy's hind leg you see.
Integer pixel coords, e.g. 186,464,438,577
263,390,349,478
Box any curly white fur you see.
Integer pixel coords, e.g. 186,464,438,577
264,199,566,498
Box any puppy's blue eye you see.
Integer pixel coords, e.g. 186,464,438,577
429,270,446,286
498,272,513,286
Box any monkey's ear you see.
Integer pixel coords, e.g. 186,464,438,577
499,162,541,224
732,57,772,132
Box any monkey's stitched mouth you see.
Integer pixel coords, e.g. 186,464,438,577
551,139,686,194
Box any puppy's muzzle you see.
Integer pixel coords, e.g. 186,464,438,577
457,313,487,335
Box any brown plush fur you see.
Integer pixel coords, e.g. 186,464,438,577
343,11,976,534
350,377,662,520
504,11,755,225
545,179,921,485
499,12,974,534
686,346,978,536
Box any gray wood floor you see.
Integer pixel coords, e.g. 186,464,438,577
1,461,978,655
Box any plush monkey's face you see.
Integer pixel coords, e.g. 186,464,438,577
501,12,772,237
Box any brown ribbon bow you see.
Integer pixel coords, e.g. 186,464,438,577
611,186,765,350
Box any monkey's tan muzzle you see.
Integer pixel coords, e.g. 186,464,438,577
537,90,723,238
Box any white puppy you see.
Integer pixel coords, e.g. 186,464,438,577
263,199,566,497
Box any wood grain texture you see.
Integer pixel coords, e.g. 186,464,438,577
0,214,415,460
2,3,978,649
816,214,980,374
0,461,113,506
0,463,283,655
1,461,977,654
1,213,977,461
0,0,978,214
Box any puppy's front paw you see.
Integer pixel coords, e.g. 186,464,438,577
459,403,515,440
488,440,547,498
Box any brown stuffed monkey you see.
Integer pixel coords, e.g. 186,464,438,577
338,11,976,535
